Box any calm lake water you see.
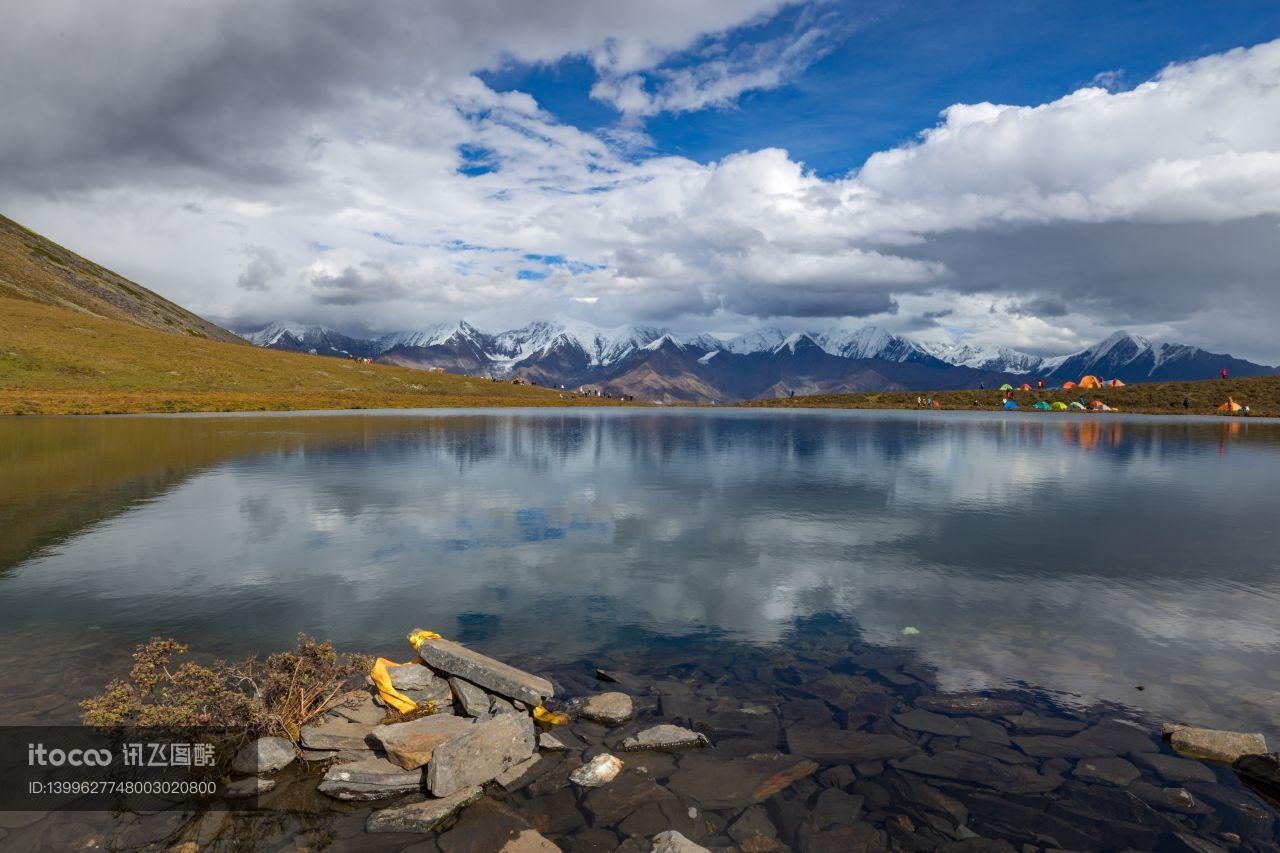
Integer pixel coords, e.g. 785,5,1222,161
1,408,1278,849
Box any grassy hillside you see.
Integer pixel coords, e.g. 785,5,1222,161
0,213,242,344
741,374,1280,418
0,297,621,414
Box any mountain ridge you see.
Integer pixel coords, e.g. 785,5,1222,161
239,320,1276,403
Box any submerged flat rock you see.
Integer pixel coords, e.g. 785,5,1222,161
318,757,425,801
621,724,709,752
785,726,919,763
1166,725,1268,764
416,636,553,707
667,753,817,810
366,786,484,833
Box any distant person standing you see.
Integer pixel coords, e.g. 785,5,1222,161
1221,367,1229,380
1183,395,1191,410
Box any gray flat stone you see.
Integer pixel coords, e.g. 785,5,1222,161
490,695,519,716
916,696,1024,718
891,751,1063,794
231,736,295,774
416,636,553,706
894,709,972,737
785,726,919,763
299,715,377,751
1003,712,1086,734
390,663,436,691
327,691,386,726
651,830,710,852
1072,756,1140,786
449,676,491,717
621,724,709,752
495,754,542,790
366,786,484,833
318,756,425,801
372,713,473,770
501,829,561,852
579,692,635,726
427,711,537,796
1132,751,1217,783
223,776,275,799
1167,725,1268,764
538,732,566,751
667,752,818,810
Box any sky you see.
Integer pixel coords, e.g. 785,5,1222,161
3,0,1280,361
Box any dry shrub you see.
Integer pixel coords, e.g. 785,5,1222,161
81,635,372,741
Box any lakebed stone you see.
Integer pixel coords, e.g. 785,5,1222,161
650,830,709,853
501,828,561,852
373,713,473,770
892,750,1063,794
318,756,424,801
230,736,295,774
1072,756,1140,786
916,695,1023,718
427,711,537,796
1233,752,1280,804
1165,725,1268,764
366,786,484,833
416,636,553,707
621,724,709,752
785,726,918,763
222,776,275,799
538,732,566,751
570,753,624,787
578,692,635,726
666,753,817,810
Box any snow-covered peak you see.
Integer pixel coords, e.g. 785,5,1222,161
813,325,921,361
1090,330,1153,362
724,327,789,354
919,341,1048,374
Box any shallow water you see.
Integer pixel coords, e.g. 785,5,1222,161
1,408,1278,849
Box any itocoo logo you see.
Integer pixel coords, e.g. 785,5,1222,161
28,743,112,766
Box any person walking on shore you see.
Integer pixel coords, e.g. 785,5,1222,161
1221,367,1228,380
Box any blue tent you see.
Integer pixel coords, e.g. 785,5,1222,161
1003,399,1019,410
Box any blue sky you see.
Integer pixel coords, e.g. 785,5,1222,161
486,0,1280,176
4,0,1280,360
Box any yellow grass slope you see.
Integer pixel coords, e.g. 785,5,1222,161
0,297,618,414
0,213,242,344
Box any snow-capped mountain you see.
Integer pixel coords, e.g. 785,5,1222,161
918,342,1054,374
238,320,1276,402
1043,331,1272,383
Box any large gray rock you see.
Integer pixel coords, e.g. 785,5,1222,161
231,736,295,774
366,786,484,833
651,830,710,852
621,724,709,752
372,713,473,770
299,715,377,752
1072,757,1140,786
1166,725,1268,764
427,711,537,796
578,692,635,726
327,691,386,726
318,756,425,801
449,676,491,718
1234,752,1280,804
416,636,553,706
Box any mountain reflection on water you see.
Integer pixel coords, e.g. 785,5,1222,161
1,409,1279,734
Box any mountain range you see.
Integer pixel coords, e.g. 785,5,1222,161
240,321,1278,403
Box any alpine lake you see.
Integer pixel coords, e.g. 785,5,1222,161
1,408,1278,851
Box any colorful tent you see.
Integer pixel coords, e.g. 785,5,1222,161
1078,375,1102,389
1070,401,1087,410
1105,378,1125,387
1003,399,1019,410
931,399,941,408
1020,383,1033,391
1051,401,1069,411
1033,401,1051,410
1062,381,1077,389
999,383,1014,391
1217,397,1243,413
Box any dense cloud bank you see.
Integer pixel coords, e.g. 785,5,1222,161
2,3,1278,361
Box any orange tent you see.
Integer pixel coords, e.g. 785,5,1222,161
1217,397,1242,413
1106,378,1125,387
1062,381,1077,389
1019,383,1033,390
1078,375,1102,389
